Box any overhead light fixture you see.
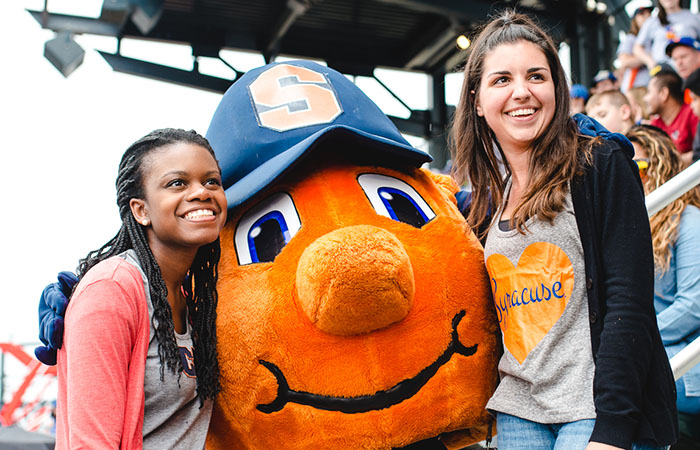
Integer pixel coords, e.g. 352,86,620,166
596,2,608,13
44,31,85,77
130,0,164,35
586,0,597,11
456,35,470,50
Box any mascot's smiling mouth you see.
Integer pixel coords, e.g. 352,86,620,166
257,310,477,414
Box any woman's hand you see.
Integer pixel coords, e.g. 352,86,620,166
585,442,624,450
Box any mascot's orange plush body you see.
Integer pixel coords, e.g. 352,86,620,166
204,60,500,449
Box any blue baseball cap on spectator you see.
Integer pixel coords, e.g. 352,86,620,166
592,70,617,85
665,36,700,57
570,84,589,101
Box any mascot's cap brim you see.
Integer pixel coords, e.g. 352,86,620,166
224,124,431,210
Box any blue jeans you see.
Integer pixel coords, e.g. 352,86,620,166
677,378,700,414
496,412,668,450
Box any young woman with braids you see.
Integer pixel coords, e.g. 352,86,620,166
450,11,677,450
627,125,700,415
54,128,226,449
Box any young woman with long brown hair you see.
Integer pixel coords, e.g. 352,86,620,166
451,11,678,450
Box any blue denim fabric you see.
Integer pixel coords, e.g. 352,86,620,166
654,205,700,403
677,376,700,414
495,412,669,450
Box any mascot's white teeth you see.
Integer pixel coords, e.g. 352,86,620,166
185,209,214,219
507,108,535,117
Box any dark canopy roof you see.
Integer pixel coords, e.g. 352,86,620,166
30,0,603,82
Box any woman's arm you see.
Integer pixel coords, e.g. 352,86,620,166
587,142,659,448
633,19,658,69
633,43,657,70
616,34,644,71
656,207,700,344
60,277,141,449
617,53,645,71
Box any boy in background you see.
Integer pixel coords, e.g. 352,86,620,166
585,90,635,134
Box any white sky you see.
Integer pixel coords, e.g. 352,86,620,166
0,0,464,347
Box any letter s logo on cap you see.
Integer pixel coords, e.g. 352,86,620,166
249,64,343,132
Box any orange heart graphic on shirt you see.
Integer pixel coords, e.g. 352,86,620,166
486,242,574,364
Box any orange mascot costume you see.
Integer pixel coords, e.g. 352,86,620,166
204,60,499,449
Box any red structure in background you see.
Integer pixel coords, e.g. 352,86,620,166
0,343,56,428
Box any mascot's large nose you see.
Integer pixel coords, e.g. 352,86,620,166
296,225,415,336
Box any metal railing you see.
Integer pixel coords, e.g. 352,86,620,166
645,159,700,217
645,159,700,381
672,336,700,381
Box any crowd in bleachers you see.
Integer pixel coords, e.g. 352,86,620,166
567,0,700,437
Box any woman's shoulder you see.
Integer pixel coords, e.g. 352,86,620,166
73,255,146,307
578,133,633,163
80,255,142,283
670,9,700,19
681,204,700,223
573,114,634,159
677,205,700,246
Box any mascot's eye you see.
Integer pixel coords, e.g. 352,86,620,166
234,193,301,265
357,173,435,228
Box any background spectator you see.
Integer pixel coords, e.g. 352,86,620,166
644,66,698,159
684,66,700,161
618,5,653,93
626,124,700,417
634,0,700,69
585,90,635,134
570,83,589,115
627,86,651,123
590,69,618,94
667,36,700,79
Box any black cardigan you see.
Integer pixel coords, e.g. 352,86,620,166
570,138,678,448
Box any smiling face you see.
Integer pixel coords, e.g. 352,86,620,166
477,40,556,156
208,158,499,449
131,143,227,255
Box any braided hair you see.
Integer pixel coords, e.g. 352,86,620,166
77,128,221,403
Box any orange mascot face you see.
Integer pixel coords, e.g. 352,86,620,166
204,61,499,449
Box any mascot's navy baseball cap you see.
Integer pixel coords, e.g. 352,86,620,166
206,60,432,210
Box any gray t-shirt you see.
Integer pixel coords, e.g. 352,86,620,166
636,10,700,64
121,250,213,450
483,187,596,423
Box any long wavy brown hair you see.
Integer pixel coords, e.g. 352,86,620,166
626,125,700,274
450,10,592,239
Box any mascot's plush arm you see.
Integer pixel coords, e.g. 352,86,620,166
35,271,78,365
